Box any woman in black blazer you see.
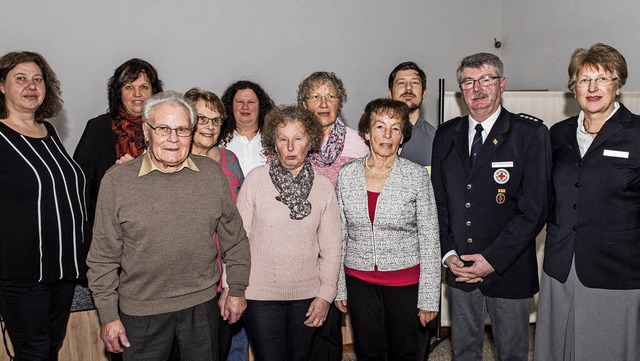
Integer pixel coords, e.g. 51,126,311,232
534,43,640,361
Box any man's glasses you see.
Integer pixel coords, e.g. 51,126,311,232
146,122,192,137
459,76,501,90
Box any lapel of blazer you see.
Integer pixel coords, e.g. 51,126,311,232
584,104,632,157
470,107,509,178
451,117,472,177
557,118,581,158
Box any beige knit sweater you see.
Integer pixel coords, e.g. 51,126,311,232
87,155,250,324
236,165,342,303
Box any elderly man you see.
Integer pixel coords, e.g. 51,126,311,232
87,91,250,360
431,53,550,361
388,61,437,168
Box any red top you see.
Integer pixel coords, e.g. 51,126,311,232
345,191,419,286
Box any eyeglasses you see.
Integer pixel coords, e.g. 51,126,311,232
575,76,618,88
459,76,502,90
145,122,192,137
196,115,223,126
305,94,339,103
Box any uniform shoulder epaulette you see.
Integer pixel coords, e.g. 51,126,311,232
438,116,464,128
516,113,543,123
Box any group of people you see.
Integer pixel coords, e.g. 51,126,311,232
0,41,637,361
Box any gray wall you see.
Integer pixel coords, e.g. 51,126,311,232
502,0,640,95
2,0,639,151
1,0,502,150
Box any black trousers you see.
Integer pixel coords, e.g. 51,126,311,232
120,297,219,361
346,275,420,361
0,280,76,361
244,299,316,361
310,303,343,361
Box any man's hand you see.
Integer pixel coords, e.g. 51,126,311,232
334,299,348,313
304,297,330,327
460,254,495,283
100,319,130,353
223,295,246,324
418,310,438,327
445,254,482,283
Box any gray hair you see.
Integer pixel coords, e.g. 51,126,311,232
456,53,504,83
142,91,197,127
296,71,347,114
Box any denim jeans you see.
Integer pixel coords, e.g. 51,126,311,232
244,298,316,361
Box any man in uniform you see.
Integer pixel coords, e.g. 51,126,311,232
431,53,550,361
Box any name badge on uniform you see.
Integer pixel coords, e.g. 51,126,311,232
492,161,513,168
494,168,510,184
603,149,629,159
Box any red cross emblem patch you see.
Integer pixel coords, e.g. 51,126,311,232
493,168,510,184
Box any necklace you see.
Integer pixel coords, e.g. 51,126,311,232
365,155,393,175
583,121,599,135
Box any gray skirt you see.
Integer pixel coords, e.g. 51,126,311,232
534,260,640,361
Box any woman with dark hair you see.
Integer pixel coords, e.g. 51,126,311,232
237,106,342,361
335,99,440,361
74,58,163,223
534,43,640,361
220,80,275,176
0,51,89,360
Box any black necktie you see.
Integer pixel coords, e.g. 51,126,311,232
470,123,483,168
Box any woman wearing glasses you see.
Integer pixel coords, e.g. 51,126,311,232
534,43,640,361
184,88,245,361
297,72,368,187
296,71,368,361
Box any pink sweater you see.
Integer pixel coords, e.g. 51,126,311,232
237,165,342,302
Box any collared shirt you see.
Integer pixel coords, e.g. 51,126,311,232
576,102,620,157
225,131,266,175
467,106,501,156
138,152,199,177
444,106,502,266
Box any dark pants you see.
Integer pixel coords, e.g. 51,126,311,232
120,297,219,361
244,299,316,361
310,303,343,361
219,317,246,360
346,275,419,361
0,280,76,361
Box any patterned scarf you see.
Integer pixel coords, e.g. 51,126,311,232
269,157,315,220
112,106,146,159
309,117,346,167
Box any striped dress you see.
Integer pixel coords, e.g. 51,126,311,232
0,120,88,283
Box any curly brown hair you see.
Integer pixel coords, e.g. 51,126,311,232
262,105,324,157
220,80,275,147
0,51,62,122
358,98,412,146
